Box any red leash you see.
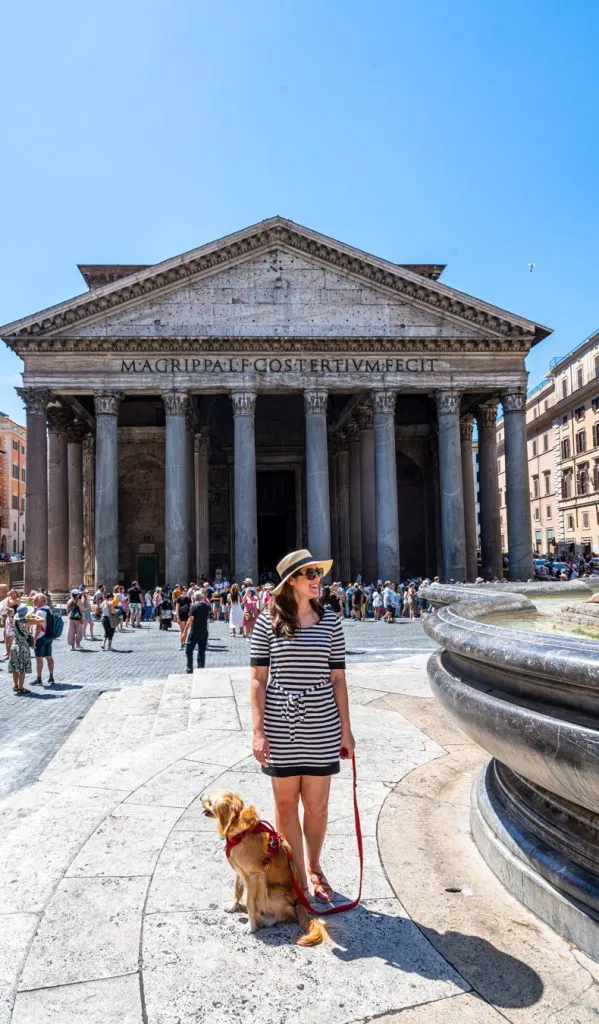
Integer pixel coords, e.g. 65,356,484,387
287,752,363,916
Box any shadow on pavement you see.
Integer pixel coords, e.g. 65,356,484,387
47,683,83,691
254,906,543,1009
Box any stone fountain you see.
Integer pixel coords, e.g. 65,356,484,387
420,580,599,959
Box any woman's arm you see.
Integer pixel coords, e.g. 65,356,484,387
250,666,270,765
331,668,355,757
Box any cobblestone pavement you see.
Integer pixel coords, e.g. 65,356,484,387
0,617,436,800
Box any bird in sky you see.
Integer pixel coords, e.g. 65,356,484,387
528,262,536,273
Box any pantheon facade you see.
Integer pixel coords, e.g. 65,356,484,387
0,218,550,592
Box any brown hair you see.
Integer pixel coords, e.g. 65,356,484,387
230,583,240,602
269,579,323,640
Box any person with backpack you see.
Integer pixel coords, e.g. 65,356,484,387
31,591,62,687
66,589,84,651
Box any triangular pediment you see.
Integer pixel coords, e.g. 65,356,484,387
0,217,550,347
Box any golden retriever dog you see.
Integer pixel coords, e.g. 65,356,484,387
201,789,330,946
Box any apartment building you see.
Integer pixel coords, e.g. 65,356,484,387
497,329,599,558
0,412,26,557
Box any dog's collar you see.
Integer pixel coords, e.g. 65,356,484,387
225,820,282,864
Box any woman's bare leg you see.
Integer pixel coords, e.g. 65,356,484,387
271,776,308,891
300,775,331,876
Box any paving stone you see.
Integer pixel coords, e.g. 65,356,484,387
66,803,182,877
146,831,232,914
11,974,143,1024
19,876,148,990
0,912,39,1024
141,900,467,1024
124,759,225,808
188,696,241,730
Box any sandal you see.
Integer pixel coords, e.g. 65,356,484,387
309,870,333,903
13,686,19,693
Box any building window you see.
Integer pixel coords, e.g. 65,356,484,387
497,457,501,473
576,430,587,454
578,464,590,495
575,405,585,421
531,439,537,456
562,469,573,498
535,530,542,551
21,445,24,454
533,408,538,419
11,495,18,509
547,529,555,547
497,432,502,444
532,475,539,498
562,414,568,425
11,464,19,479
595,355,599,378
577,366,584,389
562,380,568,400
562,438,570,459
534,507,540,520
593,423,599,448
12,540,16,553
544,471,551,494
583,512,590,529
12,439,18,451
544,400,549,412
594,461,599,491
498,488,503,505
567,515,575,531
543,433,549,451
20,497,25,512
20,468,25,482
546,505,552,518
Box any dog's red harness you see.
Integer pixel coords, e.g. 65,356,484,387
224,752,363,917
225,821,283,865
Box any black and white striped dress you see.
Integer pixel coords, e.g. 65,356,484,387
250,608,345,777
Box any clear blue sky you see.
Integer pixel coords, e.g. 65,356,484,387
1,0,597,424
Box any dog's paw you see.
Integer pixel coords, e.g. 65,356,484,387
241,921,258,934
224,901,243,914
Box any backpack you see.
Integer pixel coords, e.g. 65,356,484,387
44,607,64,640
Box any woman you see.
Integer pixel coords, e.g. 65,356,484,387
66,589,84,650
81,588,95,640
250,548,355,903
175,586,191,647
157,590,174,630
242,587,259,639
228,583,243,637
101,593,119,650
372,586,383,621
3,604,15,661
9,605,41,693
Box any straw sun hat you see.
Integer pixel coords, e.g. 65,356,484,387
272,549,333,596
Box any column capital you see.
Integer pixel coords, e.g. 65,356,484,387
66,420,87,444
46,404,72,435
502,390,527,414
460,413,475,441
162,390,188,416
94,390,122,416
231,391,256,416
194,428,210,456
436,389,461,417
304,390,328,416
372,390,397,415
82,432,95,456
356,401,373,430
17,387,51,414
477,399,499,428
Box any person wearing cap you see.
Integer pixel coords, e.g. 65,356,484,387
249,548,356,904
9,605,42,694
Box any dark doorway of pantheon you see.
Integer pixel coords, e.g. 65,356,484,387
257,469,296,578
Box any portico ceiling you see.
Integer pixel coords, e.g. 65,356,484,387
0,217,551,348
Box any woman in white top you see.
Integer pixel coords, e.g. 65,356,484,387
228,583,244,636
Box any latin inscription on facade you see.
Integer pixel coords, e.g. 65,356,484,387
121,356,439,375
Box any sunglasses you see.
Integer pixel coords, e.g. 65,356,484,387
294,567,324,580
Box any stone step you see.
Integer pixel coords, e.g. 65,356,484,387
151,674,193,740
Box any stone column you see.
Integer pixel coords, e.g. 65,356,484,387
18,388,50,592
357,401,376,583
460,414,478,582
436,391,467,581
185,407,195,580
328,438,339,569
67,422,85,587
231,391,258,582
94,391,121,586
163,391,189,585
503,391,534,581
346,419,362,578
47,406,70,595
336,430,351,582
477,399,503,580
304,390,331,561
373,390,400,582
82,433,95,587
194,429,210,580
